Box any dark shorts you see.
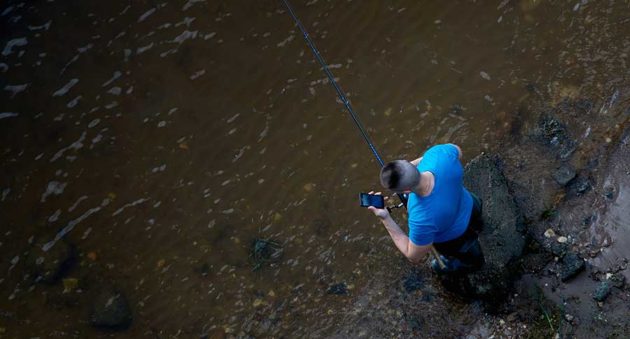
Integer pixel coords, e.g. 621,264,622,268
433,193,484,268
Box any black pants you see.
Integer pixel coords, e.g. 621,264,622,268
433,193,484,270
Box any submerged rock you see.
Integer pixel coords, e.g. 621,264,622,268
27,240,76,284
552,165,576,186
609,273,625,289
440,154,526,303
559,251,585,282
593,281,612,302
89,287,132,330
532,114,577,160
326,282,348,296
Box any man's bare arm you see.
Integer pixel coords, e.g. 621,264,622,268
376,213,432,263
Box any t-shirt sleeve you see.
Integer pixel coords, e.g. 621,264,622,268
408,219,437,246
443,143,460,159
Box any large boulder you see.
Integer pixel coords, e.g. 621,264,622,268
440,154,526,303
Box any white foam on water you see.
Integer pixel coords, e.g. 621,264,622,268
68,195,88,212
0,112,19,120
42,199,110,252
48,209,61,222
105,101,118,109
190,69,205,80
67,96,81,108
137,42,154,54
40,181,67,202
160,49,177,57
1,188,10,201
173,30,198,44
112,198,149,216
1,6,14,16
138,8,156,22
52,78,79,97
183,0,204,11
88,118,100,128
2,37,28,56
28,20,51,31
50,131,86,162
108,87,122,95
175,17,195,27
4,84,28,98
102,71,122,87
276,35,294,47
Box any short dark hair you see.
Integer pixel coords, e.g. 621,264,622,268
379,160,420,191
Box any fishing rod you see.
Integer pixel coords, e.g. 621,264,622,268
282,0,446,269
281,0,407,207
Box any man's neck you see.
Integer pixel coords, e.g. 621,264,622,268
412,172,434,197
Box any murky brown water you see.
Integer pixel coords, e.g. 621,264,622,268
1,0,629,337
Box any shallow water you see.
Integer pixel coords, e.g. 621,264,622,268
1,0,629,337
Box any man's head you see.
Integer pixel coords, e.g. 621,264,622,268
379,160,420,193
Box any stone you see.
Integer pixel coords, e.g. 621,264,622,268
549,241,569,257
609,273,625,289
557,236,568,243
532,114,577,160
89,287,132,330
552,165,576,186
27,240,76,284
440,154,526,302
326,283,348,296
544,229,556,238
559,252,585,282
592,281,612,302
571,177,591,195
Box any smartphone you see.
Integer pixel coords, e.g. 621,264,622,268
359,193,385,209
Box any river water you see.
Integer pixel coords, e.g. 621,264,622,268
1,0,629,337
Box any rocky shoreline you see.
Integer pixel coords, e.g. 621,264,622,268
474,96,630,337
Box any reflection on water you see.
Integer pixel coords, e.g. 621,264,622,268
1,0,629,337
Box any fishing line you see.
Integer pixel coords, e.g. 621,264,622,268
283,1,448,268
281,0,408,206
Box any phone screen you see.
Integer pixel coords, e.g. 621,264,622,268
359,193,385,208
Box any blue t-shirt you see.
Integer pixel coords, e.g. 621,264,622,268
407,144,473,246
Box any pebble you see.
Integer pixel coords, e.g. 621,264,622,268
544,229,556,238
557,236,568,243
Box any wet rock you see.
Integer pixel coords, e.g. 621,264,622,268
326,282,349,296
559,252,585,282
532,114,577,160
552,165,576,186
570,176,591,195
441,154,526,302
27,240,77,284
592,281,612,302
89,287,132,330
549,241,569,257
608,273,625,289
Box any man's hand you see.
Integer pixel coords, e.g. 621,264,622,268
366,191,390,220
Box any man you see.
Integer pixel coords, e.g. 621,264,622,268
367,143,484,273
